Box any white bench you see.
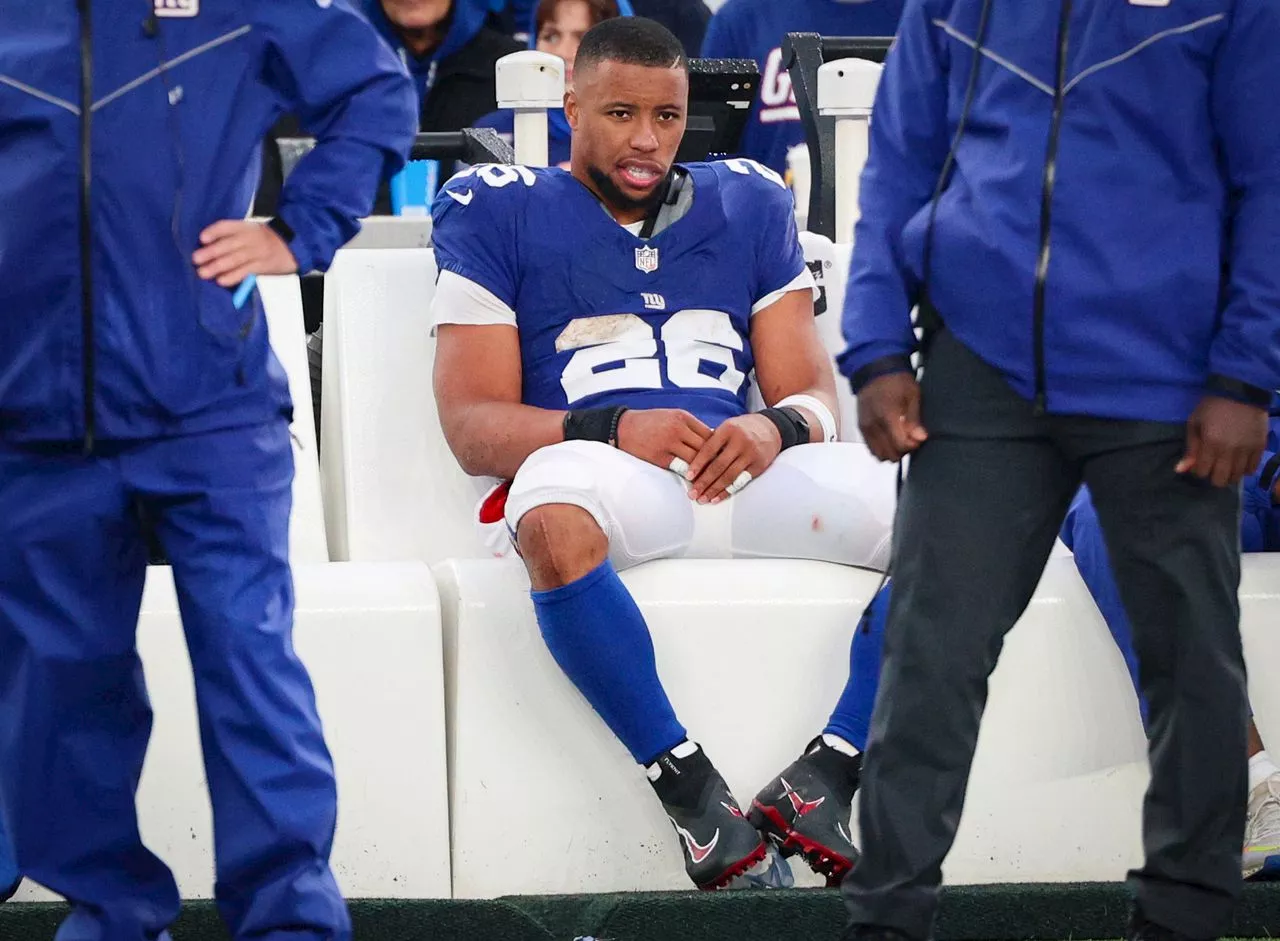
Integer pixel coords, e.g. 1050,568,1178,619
435,550,1276,896
319,221,495,566
259,274,328,562
14,561,449,902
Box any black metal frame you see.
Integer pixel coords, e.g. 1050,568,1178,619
680,57,760,162
782,33,893,240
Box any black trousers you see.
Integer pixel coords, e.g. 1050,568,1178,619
842,330,1248,940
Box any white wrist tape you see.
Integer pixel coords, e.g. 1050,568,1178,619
776,394,838,443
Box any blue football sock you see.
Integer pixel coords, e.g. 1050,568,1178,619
532,560,687,765
823,582,892,751
1061,489,1150,730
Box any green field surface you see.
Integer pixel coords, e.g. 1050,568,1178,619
2,882,1277,941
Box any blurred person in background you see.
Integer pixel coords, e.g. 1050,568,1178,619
700,0,903,178
364,0,523,131
475,0,629,167
0,4,415,939
496,0,709,54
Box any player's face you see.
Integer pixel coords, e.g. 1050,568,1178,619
566,60,688,222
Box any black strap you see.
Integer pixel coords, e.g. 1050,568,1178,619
266,215,296,244
563,406,628,447
638,169,686,240
758,406,809,451
1260,453,1280,493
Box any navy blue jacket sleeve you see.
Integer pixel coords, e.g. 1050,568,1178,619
837,0,950,385
254,0,418,274
1207,0,1280,394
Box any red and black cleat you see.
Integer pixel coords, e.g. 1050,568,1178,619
749,736,862,886
649,743,774,890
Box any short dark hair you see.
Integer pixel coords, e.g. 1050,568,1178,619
574,16,688,75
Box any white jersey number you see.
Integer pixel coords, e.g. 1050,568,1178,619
452,163,537,189
724,158,787,189
557,310,745,404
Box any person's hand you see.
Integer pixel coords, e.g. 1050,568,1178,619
617,408,712,473
192,221,298,288
1176,395,1268,488
857,372,927,462
685,414,783,505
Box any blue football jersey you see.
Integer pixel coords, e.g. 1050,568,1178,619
431,160,810,429
700,0,904,176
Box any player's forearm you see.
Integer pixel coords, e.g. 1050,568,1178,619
442,401,566,480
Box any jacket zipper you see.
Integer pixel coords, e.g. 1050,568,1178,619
1032,0,1074,416
78,0,96,453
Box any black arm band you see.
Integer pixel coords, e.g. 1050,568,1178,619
849,353,914,394
1206,374,1272,409
759,406,810,451
563,406,628,447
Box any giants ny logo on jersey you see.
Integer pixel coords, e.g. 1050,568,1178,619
154,0,199,17
760,48,800,124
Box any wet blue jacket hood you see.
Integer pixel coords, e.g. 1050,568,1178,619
0,1,417,443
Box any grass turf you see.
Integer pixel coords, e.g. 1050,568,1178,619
1,883,1277,940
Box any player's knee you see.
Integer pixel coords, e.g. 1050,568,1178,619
515,504,608,591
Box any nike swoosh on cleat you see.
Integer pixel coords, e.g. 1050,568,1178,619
782,777,826,816
837,821,854,845
672,820,721,865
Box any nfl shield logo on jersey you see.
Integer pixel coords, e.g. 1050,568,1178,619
634,246,660,274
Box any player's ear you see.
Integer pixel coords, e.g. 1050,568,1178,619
564,89,580,131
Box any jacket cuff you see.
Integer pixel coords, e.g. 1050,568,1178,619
849,354,914,394
1206,374,1272,409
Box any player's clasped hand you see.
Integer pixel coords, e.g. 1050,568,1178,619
685,414,783,505
1176,395,1269,488
857,372,928,463
617,408,713,474
192,220,298,288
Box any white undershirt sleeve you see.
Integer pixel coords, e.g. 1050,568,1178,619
751,267,820,317
430,269,518,334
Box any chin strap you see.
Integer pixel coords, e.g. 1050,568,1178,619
638,169,686,240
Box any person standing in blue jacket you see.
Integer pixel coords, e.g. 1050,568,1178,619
0,4,416,940
699,0,903,176
837,3,1280,941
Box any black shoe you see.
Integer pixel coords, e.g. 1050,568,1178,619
840,924,920,941
1126,906,1214,941
750,736,862,885
648,743,770,890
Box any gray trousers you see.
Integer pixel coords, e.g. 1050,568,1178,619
843,330,1248,940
